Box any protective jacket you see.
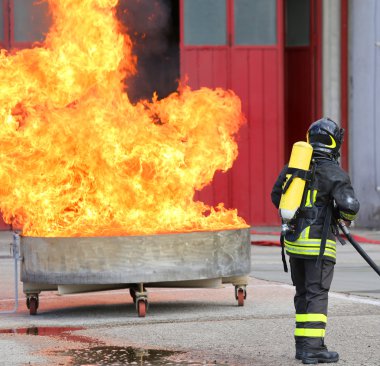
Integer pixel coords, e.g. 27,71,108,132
271,155,360,263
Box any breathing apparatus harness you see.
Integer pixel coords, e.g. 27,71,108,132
280,154,341,272
280,151,380,277
280,158,315,272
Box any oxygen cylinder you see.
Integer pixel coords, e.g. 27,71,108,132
279,141,313,222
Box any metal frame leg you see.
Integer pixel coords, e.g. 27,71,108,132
0,232,22,314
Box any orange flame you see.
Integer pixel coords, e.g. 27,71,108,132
0,0,247,237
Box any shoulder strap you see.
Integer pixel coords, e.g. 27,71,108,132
315,200,333,268
307,161,317,206
282,167,312,194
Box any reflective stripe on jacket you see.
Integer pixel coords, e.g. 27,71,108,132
285,226,337,260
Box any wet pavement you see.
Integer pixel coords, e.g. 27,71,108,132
0,327,225,365
58,346,224,365
0,229,379,365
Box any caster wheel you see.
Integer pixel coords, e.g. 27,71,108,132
137,299,147,317
237,288,244,307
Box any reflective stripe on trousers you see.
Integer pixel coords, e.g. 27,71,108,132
290,257,335,352
295,313,327,338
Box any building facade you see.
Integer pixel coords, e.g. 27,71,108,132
0,0,379,229
349,0,380,228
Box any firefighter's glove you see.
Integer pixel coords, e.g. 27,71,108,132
343,220,352,227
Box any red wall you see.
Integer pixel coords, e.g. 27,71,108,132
284,47,313,156
180,1,285,226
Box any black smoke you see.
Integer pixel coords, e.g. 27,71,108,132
117,0,179,103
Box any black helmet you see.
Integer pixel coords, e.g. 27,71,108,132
307,117,344,158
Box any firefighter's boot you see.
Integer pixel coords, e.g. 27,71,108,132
302,350,339,364
295,337,305,360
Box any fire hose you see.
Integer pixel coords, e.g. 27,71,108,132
338,220,380,277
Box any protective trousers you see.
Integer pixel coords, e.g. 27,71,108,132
289,257,335,353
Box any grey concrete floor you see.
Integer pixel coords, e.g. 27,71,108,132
0,230,379,366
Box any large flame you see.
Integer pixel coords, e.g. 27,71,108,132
0,0,248,237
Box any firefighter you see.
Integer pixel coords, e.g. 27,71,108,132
271,118,360,364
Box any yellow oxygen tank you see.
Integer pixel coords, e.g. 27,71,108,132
279,141,313,222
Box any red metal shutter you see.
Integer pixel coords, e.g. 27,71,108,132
180,0,284,226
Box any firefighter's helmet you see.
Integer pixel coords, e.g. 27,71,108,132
307,118,344,158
